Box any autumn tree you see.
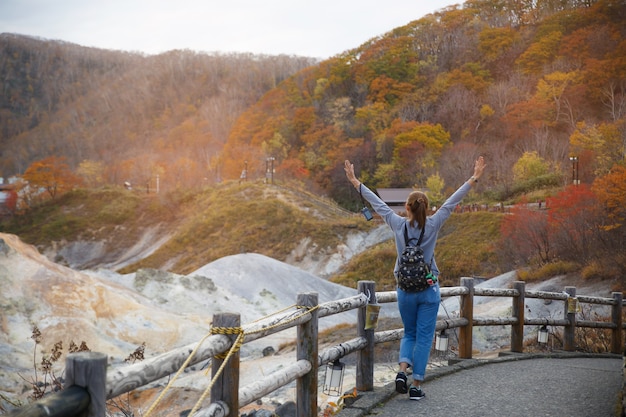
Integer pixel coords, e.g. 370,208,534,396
570,121,624,178
76,160,105,188
499,201,552,268
512,151,550,182
592,164,626,233
591,164,626,274
22,156,81,201
425,172,445,207
546,184,603,264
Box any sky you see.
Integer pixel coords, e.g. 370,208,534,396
0,0,458,59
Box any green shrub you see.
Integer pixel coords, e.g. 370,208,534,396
96,198,139,224
40,214,88,240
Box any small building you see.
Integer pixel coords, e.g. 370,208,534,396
376,188,425,214
0,183,18,214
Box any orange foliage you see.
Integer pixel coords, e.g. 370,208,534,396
22,156,81,200
592,165,626,229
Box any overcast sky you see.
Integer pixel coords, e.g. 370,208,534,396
0,0,458,59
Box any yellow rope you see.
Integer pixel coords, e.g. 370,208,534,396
143,304,319,416
190,330,245,416
143,331,214,417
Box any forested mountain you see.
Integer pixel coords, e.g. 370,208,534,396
1,0,625,204
219,0,626,205
0,34,318,186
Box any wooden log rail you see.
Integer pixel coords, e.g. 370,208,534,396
7,278,624,417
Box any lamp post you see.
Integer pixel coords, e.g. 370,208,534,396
569,156,579,185
239,160,248,184
266,157,275,184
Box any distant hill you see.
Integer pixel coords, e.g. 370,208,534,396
0,33,317,189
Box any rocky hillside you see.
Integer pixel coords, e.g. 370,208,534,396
0,232,372,413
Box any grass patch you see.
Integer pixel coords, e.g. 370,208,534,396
119,182,374,274
330,239,397,291
436,211,504,285
517,261,580,282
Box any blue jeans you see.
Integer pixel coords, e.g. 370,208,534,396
397,284,440,381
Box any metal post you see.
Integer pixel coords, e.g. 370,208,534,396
569,156,578,185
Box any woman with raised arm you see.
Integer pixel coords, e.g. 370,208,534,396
344,156,486,401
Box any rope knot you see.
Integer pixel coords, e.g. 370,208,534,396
211,326,244,359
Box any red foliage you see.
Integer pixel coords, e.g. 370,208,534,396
546,184,602,263
500,199,551,265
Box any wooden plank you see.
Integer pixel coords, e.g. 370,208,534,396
474,317,518,326
563,287,577,351
525,290,569,300
511,281,525,353
525,318,569,327
65,351,107,417
459,277,474,359
194,401,229,417
106,333,231,398
296,292,318,417
319,337,367,364
612,292,623,354
474,288,518,297
239,359,311,408
5,385,89,417
318,294,367,318
357,281,376,391
211,313,241,414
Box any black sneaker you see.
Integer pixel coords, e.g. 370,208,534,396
409,386,425,401
395,372,408,394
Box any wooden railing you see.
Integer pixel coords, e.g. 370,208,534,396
7,278,624,417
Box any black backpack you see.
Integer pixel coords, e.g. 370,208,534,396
397,223,436,292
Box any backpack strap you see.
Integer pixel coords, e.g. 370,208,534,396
403,222,426,246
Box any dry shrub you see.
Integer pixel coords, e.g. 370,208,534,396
517,261,579,282
581,260,621,282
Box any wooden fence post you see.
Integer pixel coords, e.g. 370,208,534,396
459,277,474,359
612,291,623,354
563,286,577,351
65,351,107,417
211,313,240,413
511,281,526,353
357,281,375,391
296,292,318,417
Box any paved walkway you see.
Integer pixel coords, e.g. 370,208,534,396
337,353,623,417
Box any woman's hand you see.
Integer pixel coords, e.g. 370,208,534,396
473,156,486,180
344,160,360,188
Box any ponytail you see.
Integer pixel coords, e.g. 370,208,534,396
406,191,428,229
